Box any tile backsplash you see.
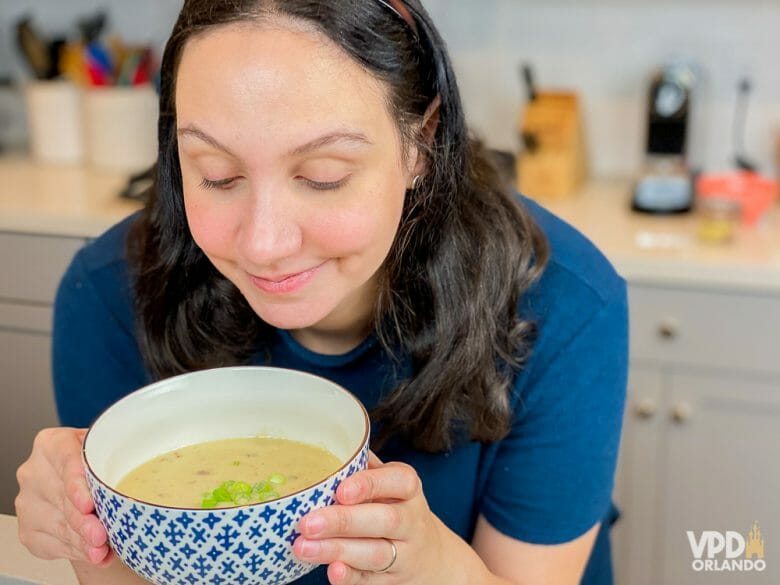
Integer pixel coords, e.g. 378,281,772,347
2,0,778,177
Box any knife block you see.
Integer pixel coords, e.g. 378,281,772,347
516,91,587,199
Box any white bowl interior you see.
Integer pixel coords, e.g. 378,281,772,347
84,367,369,489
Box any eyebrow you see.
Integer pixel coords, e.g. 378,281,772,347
176,124,373,159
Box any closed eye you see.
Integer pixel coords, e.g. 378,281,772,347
299,176,351,191
200,177,239,190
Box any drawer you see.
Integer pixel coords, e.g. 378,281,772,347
0,232,85,304
0,301,52,334
629,284,780,374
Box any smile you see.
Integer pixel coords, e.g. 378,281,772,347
249,262,326,294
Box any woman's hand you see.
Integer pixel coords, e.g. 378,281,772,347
293,452,478,585
15,427,112,566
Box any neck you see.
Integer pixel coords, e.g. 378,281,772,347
288,275,379,355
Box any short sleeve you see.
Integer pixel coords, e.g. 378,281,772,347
480,283,628,545
52,250,148,428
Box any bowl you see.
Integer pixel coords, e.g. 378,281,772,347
83,366,370,585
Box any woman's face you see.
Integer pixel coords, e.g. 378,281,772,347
176,22,418,351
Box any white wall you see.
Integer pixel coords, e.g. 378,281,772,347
2,0,778,176
423,0,780,176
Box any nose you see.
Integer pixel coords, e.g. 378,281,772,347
239,187,302,268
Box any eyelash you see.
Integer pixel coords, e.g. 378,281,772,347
199,177,237,190
199,176,351,192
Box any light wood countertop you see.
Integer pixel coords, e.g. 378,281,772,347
0,156,141,239
1,156,779,292
536,179,780,293
0,515,77,584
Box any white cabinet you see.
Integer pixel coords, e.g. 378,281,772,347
0,232,85,515
614,283,780,585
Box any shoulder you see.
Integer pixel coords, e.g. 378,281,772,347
77,212,140,273
58,212,141,334
519,194,624,307
515,195,628,385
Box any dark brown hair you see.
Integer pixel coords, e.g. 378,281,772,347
128,0,549,453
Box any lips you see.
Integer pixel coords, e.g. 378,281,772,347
249,262,325,294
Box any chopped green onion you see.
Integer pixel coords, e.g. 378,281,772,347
269,473,286,486
229,481,252,496
212,484,232,503
260,490,280,502
200,474,287,508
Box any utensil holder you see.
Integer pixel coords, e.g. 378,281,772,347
24,80,84,165
83,84,158,172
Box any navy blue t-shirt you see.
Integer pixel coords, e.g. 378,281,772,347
52,197,628,584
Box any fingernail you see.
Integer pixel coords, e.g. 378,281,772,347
306,515,326,536
299,539,321,558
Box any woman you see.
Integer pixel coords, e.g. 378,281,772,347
15,1,628,584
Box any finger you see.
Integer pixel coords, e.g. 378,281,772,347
85,542,113,566
294,536,397,573
327,561,385,585
63,460,94,515
336,464,420,505
35,500,104,562
300,503,404,540
367,451,383,469
27,528,91,563
38,526,111,567
64,499,107,549
40,428,84,478
326,561,352,585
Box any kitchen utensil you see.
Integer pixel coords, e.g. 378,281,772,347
15,17,50,79
77,12,107,45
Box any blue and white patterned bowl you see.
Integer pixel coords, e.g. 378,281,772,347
83,366,370,585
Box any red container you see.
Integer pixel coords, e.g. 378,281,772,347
696,171,778,226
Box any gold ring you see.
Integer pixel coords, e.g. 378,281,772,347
374,539,397,573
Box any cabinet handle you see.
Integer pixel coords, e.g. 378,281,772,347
634,398,657,419
670,402,692,424
658,317,679,340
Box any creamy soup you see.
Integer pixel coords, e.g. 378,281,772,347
116,437,342,508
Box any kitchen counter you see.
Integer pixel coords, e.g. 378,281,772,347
0,515,78,584
537,179,780,293
1,156,779,291
0,156,141,238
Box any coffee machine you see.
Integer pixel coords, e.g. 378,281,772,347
632,62,696,213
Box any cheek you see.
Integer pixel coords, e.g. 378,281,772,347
306,189,404,258
184,195,238,259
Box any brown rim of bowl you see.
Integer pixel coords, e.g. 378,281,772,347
82,366,371,511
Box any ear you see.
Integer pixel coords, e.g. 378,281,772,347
412,95,442,176
420,95,441,146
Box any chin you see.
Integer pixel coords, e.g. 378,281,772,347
248,299,334,332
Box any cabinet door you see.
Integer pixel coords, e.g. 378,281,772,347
659,371,780,585
612,365,664,585
0,303,59,515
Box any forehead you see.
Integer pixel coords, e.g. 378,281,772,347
175,22,394,150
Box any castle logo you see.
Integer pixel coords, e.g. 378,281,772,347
687,521,766,572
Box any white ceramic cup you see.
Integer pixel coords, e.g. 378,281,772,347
23,80,84,165
82,84,158,172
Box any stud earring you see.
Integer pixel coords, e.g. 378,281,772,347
410,175,422,190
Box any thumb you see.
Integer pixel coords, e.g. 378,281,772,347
367,450,384,469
